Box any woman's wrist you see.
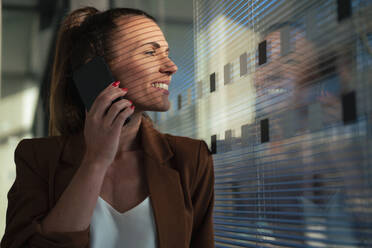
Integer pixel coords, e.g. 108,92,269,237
81,153,111,173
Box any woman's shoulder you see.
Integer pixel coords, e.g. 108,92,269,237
161,133,213,194
163,133,202,149
163,132,199,144
15,135,65,153
162,133,212,159
14,135,66,176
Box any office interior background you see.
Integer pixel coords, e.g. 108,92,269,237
0,0,371,247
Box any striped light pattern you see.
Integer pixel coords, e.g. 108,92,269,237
157,0,372,247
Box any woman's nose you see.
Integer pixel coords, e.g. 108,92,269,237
159,57,178,76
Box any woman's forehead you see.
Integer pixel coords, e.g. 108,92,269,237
115,16,162,38
112,16,168,49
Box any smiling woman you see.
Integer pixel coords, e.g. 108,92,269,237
107,15,176,111
0,6,215,248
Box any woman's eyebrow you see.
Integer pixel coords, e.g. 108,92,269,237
138,41,169,51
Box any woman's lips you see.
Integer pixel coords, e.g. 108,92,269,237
152,85,169,95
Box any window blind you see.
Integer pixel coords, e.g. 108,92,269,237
158,0,372,247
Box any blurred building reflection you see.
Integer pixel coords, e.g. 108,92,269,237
183,0,371,247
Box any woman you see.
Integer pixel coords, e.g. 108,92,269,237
1,7,215,248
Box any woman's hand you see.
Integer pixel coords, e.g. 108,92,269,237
83,81,135,167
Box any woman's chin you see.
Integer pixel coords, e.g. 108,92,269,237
153,104,170,112
140,102,170,112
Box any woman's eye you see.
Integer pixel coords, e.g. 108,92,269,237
145,51,156,56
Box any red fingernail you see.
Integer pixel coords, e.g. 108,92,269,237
131,105,135,109
122,88,128,92
112,81,120,87
128,100,133,105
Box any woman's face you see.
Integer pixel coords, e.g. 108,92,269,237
108,16,178,112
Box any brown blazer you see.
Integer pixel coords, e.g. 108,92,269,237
1,117,215,248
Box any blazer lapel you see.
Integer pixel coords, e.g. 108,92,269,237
144,154,188,247
141,117,188,247
60,116,187,247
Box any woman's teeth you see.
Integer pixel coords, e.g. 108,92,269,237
152,83,168,90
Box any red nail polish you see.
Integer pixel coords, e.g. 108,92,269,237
130,105,135,109
122,88,128,92
112,81,120,87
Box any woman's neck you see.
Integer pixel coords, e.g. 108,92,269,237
116,111,143,158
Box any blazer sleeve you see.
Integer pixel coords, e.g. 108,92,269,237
190,140,215,248
0,139,90,248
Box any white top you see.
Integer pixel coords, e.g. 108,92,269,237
90,196,158,248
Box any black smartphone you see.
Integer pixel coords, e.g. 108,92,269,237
73,56,131,125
